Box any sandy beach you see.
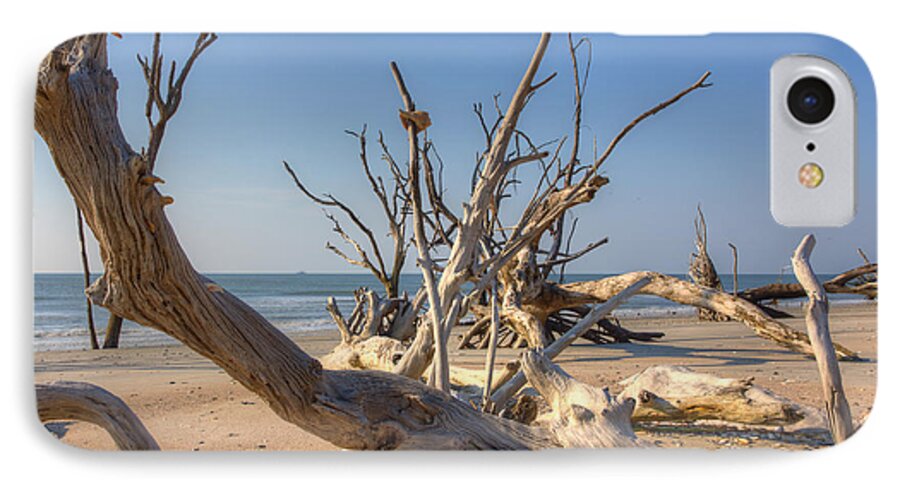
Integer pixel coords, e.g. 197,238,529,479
34,303,877,451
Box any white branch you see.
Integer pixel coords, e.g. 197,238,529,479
791,234,854,443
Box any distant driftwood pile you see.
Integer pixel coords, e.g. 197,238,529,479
35,33,869,449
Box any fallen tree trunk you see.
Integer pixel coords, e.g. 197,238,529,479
739,264,877,302
36,381,159,450
618,365,806,425
531,271,859,360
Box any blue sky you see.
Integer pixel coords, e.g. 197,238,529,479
33,33,876,274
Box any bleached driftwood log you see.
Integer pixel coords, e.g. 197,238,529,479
618,366,804,425
535,272,859,360
320,335,406,371
521,351,642,448
36,381,159,450
791,234,854,443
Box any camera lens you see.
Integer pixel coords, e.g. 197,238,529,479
787,77,835,124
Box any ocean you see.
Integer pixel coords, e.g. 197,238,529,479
33,272,862,351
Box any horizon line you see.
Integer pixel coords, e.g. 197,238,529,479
32,270,831,276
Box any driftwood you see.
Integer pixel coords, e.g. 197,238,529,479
619,366,805,425
507,364,819,428
390,60,451,392
530,272,859,360
75,208,99,350
102,314,124,349
283,127,409,299
739,264,877,302
481,283,501,411
490,277,650,410
286,33,713,390
689,206,728,321
36,381,159,450
683,208,875,316
459,304,663,350
522,351,642,448
728,243,739,294
791,235,854,443
40,33,834,450
41,32,659,449
320,334,406,372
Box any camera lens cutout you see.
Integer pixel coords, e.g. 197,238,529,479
788,77,835,124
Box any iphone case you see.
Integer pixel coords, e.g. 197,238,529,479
33,32,876,451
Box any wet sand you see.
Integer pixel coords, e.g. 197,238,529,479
33,303,877,451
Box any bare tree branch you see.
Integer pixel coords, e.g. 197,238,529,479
137,33,217,171
76,207,99,350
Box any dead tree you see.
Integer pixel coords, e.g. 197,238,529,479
527,271,858,360
685,207,874,319
792,235,854,443
37,32,669,449
490,277,652,410
728,242,739,294
689,205,728,321
300,31,855,378
37,33,853,450
739,264,877,303
282,126,427,356
283,127,410,299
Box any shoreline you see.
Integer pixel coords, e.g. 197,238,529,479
34,302,877,450
33,298,876,353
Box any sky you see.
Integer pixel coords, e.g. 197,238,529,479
33,33,876,274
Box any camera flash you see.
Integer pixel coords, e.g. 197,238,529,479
798,162,824,188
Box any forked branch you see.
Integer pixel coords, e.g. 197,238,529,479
137,33,217,171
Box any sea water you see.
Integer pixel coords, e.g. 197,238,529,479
33,272,864,351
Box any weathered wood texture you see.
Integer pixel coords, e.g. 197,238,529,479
535,272,859,360
390,60,451,392
37,33,630,450
791,235,855,443
619,366,805,425
521,351,642,448
391,34,555,381
490,277,650,409
36,381,159,450
688,206,728,321
482,283,501,411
